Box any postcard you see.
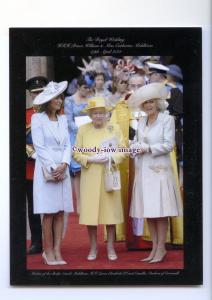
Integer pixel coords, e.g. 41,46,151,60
10,27,202,286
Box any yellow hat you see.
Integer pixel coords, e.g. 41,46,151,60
82,97,113,113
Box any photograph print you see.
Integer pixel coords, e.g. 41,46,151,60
10,27,202,285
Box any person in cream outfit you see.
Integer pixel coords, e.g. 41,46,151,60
128,82,182,263
31,81,73,265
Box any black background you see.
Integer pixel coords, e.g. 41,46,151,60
10,27,202,286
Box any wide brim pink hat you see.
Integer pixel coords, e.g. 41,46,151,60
127,82,168,110
33,81,68,105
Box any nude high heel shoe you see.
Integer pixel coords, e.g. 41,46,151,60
56,260,67,265
108,253,118,261
42,252,58,266
87,250,98,261
148,249,167,263
141,256,154,262
140,248,157,262
107,248,118,261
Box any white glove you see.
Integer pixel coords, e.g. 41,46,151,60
129,141,142,158
96,152,109,163
130,141,141,150
140,142,150,153
88,153,109,164
31,152,37,160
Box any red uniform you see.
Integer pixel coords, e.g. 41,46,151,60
25,75,49,254
26,107,36,180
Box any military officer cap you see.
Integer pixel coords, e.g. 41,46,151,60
140,56,161,64
26,76,49,93
147,62,169,75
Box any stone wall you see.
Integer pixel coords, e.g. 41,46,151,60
26,57,54,108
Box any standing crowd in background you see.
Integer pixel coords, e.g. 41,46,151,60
26,55,183,265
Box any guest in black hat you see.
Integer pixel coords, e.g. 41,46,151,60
26,76,48,255
26,76,49,94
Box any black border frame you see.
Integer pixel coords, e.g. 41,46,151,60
10,27,202,286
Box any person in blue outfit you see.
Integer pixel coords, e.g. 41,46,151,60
167,64,183,93
64,75,91,213
92,72,111,103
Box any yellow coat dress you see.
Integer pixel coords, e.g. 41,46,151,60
109,99,131,240
73,122,126,225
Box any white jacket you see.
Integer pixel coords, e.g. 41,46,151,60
130,112,182,218
31,112,73,214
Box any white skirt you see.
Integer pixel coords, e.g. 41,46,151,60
33,160,74,214
130,156,183,218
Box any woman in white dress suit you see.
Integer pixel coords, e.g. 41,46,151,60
31,81,73,265
128,83,182,263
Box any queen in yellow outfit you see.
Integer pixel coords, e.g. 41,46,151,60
73,97,127,261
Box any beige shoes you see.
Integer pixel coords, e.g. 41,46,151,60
87,250,98,261
108,253,118,261
42,252,67,265
141,249,167,263
42,252,58,265
148,250,167,263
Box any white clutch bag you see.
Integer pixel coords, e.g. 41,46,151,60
42,166,67,182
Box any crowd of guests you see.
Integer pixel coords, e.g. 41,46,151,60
26,56,183,265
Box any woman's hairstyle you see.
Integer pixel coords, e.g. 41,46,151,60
111,75,129,94
77,75,88,87
37,93,64,115
94,72,106,81
156,99,169,112
141,99,169,112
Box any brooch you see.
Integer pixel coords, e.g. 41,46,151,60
107,125,114,133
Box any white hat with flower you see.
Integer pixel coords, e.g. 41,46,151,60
33,81,68,105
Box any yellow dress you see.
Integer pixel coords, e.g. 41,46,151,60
169,149,184,244
73,122,127,225
109,99,131,240
163,81,184,244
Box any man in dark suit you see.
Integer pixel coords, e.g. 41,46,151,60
26,76,48,254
